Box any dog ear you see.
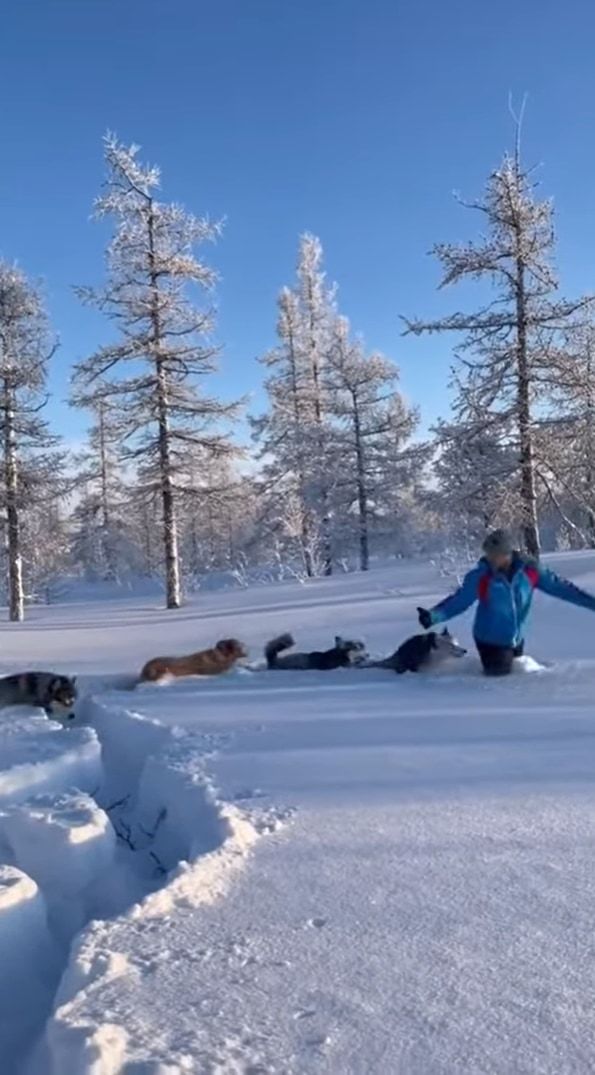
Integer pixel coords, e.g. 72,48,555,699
335,636,343,646
441,628,450,638
71,676,77,688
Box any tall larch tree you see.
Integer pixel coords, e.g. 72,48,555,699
0,262,59,620
74,134,239,608
328,317,419,570
405,136,591,556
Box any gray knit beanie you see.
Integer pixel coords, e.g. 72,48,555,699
482,528,514,557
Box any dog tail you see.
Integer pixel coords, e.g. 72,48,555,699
265,632,294,668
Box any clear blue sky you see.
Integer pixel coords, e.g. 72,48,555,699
1,0,595,446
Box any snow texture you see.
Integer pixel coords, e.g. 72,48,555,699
2,554,595,1072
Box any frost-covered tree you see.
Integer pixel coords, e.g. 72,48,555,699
432,422,520,539
0,262,60,620
537,322,595,545
252,235,336,575
405,135,592,556
21,495,70,604
328,317,419,570
177,453,248,581
70,392,131,580
431,371,520,540
74,134,239,608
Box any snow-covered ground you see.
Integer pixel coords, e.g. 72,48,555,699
2,553,595,1073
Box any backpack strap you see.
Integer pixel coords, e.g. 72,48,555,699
477,573,491,602
524,564,539,588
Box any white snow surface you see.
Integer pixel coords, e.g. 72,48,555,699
2,553,595,1072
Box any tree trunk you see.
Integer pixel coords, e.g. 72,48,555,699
352,393,369,571
305,282,332,576
515,257,540,557
148,201,181,608
98,401,117,581
286,318,313,577
155,360,181,608
4,386,24,621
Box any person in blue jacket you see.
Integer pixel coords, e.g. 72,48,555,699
417,528,595,676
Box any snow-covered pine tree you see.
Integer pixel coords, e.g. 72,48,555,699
0,262,60,620
252,235,336,576
252,286,315,576
404,135,592,556
327,317,419,570
297,234,336,574
74,134,239,608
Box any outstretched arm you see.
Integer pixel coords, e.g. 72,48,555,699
536,566,595,613
428,565,484,625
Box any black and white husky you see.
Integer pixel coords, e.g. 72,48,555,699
265,633,368,671
0,672,78,719
368,628,467,674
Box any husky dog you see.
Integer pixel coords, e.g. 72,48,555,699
140,638,248,683
265,632,368,671
368,628,467,674
0,672,78,718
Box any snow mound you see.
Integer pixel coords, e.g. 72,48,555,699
0,864,55,1063
0,713,101,806
1,791,116,946
44,691,260,1073
0,863,49,963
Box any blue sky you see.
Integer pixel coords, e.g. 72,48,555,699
1,0,595,446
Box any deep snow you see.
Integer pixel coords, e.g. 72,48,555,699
2,554,595,1072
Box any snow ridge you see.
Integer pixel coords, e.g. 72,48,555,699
0,688,259,1075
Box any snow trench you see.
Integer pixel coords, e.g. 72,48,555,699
0,689,259,1075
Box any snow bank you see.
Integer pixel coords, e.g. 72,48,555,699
42,692,259,1074
0,687,259,1071
83,696,171,803
0,864,56,1063
0,713,101,807
1,791,116,945
0,864,51,979
134,735,227,867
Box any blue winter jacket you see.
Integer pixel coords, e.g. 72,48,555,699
430,555,595,646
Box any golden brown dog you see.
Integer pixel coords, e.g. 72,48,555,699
140,639,248,684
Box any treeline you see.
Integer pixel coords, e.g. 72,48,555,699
1,129,593,617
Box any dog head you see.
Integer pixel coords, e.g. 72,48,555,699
431,628,467,661
47,675,78,720
334,636,368,664
215,639,248,661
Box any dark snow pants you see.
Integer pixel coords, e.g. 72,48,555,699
475,639,524,677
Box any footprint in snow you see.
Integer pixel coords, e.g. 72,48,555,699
306,916,327,929
294,1008,317,1021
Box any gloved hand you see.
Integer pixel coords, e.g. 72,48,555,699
417,607,433,630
